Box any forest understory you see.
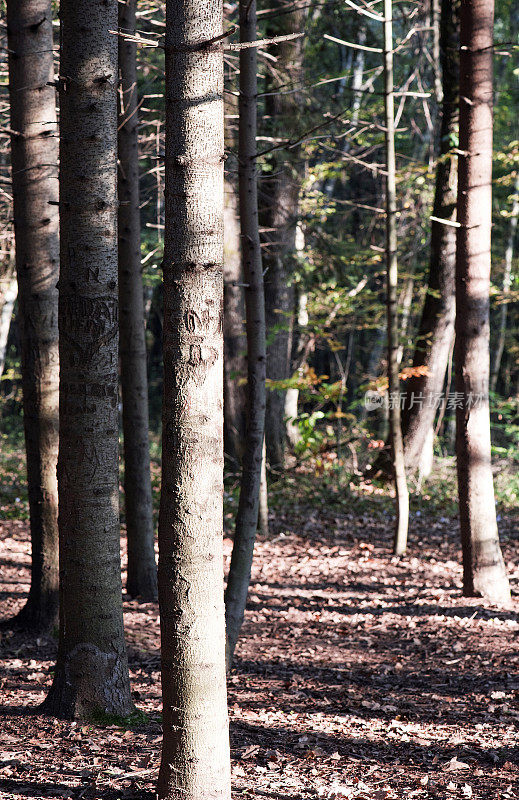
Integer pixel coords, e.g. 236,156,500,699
1,499,517,800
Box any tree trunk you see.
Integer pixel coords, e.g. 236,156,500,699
225,0,267,670
118,0,157,602
396,273,415,366
258,440,269,537
6,0,59,630
0,258,17,378
455,0,510,603
223,179,247,469
490,173,519,393
44,0,133,717
383,0,409,556
261,2,305,471
157,0,231,796
147,279,163,424
401,0,459,474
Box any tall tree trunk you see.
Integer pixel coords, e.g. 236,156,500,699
383,0,409,556
118,0,157,602
223,179,247,469
455,0,510,603
7,0,59,630
401,0,459,475
490,173,519,393
261,2,304,471
44,0,133,717
225,0,267,670
158,0,231,796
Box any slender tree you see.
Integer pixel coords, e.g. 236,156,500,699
455,0,510,603
44,0,133,717
400,0,460,476
490,173,519,393
0,230,17,379
223,178,247,469
260,2,305,470
157,0,231,795
118,0,157,601
0,254,17,379
383,0,409,555
225,0,267,669
6,0,59,629
257,442,269,537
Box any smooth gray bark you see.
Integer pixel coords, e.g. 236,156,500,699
455,0,510,604
225,0,267,670
118,0,157,602
44,0,133,718
7,0,59,630
158,0,231,796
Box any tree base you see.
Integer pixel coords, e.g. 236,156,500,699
0,597,58,633
41,643,133,720
463,570,511,606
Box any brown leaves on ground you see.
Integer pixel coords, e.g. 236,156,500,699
0,508,517,800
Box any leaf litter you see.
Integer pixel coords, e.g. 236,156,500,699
0,506,517,800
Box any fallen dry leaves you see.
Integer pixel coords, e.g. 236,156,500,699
0,507,517,800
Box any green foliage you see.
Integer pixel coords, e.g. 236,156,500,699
293,411,326,456
0,428,29,520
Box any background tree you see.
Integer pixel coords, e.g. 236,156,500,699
118,0,157,602
383,0,409,555
44,0,133,717
260,0,305,471
0,250,16,378
157,0,231,795
223,178,247,469
6,0,59,629
455,0,510,603
490,172,519,393
400,0,459,477
225,0,267,669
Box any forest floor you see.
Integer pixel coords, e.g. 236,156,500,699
0,499,518,800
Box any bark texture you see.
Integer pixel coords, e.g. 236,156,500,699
455,0,510,603
158,0,231,797
7,0,59,630
260,2,305,470
401,0,459,475
44,0,133,717
225,0,267,669
383,0,409,556
118,0,157,602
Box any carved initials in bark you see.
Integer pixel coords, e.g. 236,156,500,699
61,296,118,367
